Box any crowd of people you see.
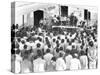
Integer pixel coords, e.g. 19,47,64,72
11,15,98,73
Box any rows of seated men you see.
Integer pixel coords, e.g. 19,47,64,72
11,22,97,73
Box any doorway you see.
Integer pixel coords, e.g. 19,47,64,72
34,10,44,28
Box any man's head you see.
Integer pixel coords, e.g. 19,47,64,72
17,38,21,42
37,43,41,48
60,47,63,51
48,44,51,48
15,49,20,55
24,45,27,50
56,40,59,44
46,48,50,53
80,51,86,56
59,52,63,57
61,39,64,43
65,36,67,39
72,45,75,49
11,49,15,54
37,50,42,57
53,38,56,42
39,38,42,42
51,57,56,62
66,50,70,55
21,40,25,44
57,36,60,40
56,48,59,53
89,41,94,47
69,42,72,45
15,24,19,29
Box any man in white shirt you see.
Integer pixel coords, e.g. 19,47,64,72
21,58,32,73
48,44,53,54
44,49,53,65
33,43,43,56
44,45,48,53
15,49,22,73
53,15,58,23
88,41,97,69
65,50,73,70
59,39,66,50
25,41,31,50
51,38,57,49
56,53,66,71
19,41,24,51
33,50,46,72
71,33,76,40
70,53,81,70
79,51,88,69
30,41,35,50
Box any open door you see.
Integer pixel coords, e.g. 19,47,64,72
34,10,44,28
